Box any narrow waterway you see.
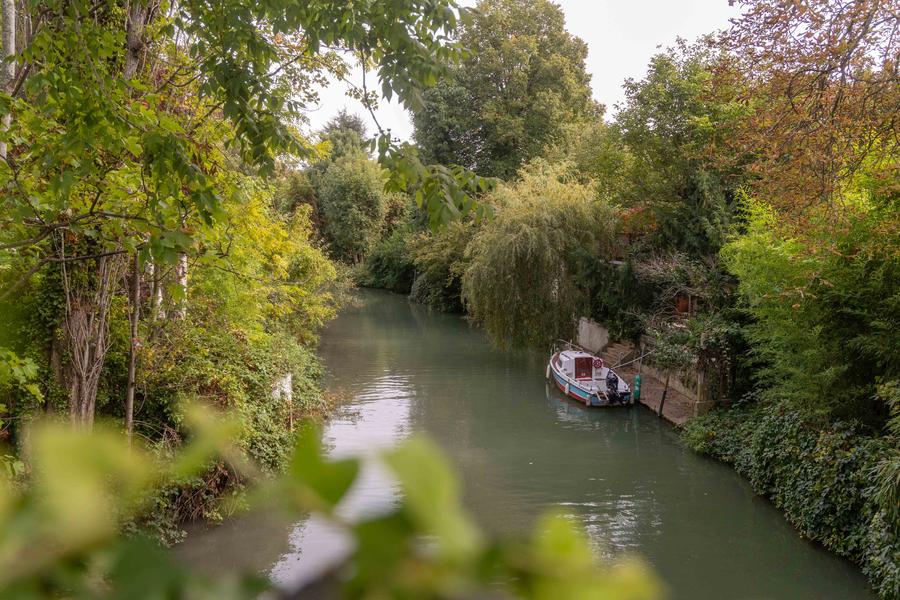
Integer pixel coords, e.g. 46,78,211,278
181,290,873,599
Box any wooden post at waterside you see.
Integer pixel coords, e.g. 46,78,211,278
658,369,671,418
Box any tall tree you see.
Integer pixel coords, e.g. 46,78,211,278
318,153,388,264
462,162,618,348
413,0,598,179
726,0,900,215
614,41,749,256
0,0,480,428
320,109,368,160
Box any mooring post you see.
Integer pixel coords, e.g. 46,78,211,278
658,370,671,418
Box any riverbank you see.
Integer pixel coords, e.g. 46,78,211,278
177,290,874,599
592,327,897,597
130,344,335,546
683,406,900,598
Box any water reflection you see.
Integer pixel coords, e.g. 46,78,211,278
270,372,414,587
181,290,874,600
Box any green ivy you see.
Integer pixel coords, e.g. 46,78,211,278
684,406,899,597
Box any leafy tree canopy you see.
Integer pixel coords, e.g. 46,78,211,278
320,109,369,161
463,161,619,348
412,0,598,180
613,40,750,256
318,153,389,264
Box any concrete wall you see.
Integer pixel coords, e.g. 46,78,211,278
635,338,717,419
576,317,609,353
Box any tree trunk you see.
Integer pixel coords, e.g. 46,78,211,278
150,260,163,320
124,1,156,80
0,0,16,159
171,252,187,320
60,246,126,430
125,251,140,442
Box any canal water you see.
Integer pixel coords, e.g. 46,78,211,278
180,290,873,599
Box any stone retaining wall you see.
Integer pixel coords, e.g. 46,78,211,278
578,318,716,424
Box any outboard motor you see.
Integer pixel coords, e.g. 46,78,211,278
606,371,620,404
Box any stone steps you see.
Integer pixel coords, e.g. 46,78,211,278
601,341,635,366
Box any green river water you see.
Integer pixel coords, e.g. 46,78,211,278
179,290,874,599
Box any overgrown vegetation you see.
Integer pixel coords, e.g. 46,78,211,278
349,0,900,594
0,0,488,561
0,0,898,596
462,162,618,347
683,403,900,598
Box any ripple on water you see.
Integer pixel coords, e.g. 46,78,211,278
270,371,414,588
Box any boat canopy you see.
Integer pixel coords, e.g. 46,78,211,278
558,350,603,380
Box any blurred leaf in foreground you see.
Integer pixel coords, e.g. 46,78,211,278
0,412,661,600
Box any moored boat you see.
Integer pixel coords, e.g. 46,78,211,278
546,342,632,407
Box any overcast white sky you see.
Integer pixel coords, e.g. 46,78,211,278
304,0,740,141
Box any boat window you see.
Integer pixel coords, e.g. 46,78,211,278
574,357,593,380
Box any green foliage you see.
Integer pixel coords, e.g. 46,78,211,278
274,170,319,216
0,415,662,599
684,405,899,598
358,227,417,294
0,349,42,428
318,153,389,263
614,40,749,255
873,381,900,530
320,110,369,161
409,220,479,312
413,0,598,179
463,162,619,348
382,143,497,228
580,260,651,341
563,121,635,196
0,0,491,344
0,0,490,447
722,196,900,421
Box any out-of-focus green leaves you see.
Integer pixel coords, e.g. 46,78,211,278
169,403,248,481
105,537,269,600
0,423,151,588
515,514,662,600
282,423,359,514
0,411,661,599
383,436,483,559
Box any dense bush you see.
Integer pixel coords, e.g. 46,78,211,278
358,228,417,294
318,152,388,264
684,406,900,597
408,220,478,312
722,195,900,423
0,175,340,543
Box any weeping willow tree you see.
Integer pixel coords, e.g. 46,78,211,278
462,162,619,349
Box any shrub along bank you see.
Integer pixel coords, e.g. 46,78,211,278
308,2,900,594
683,405,900,598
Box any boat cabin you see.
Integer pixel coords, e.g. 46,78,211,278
557,350,603,381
